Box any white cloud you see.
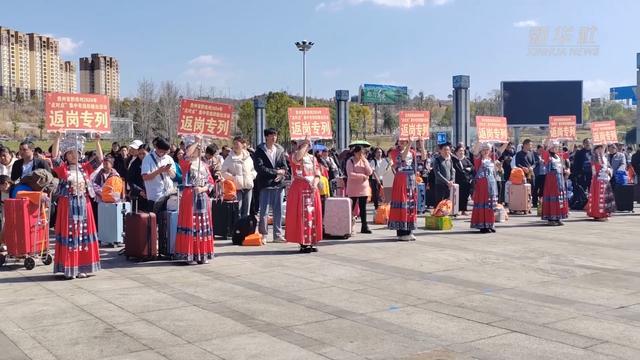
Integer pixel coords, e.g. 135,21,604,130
42,34,83,55
513,20,539,28
315,0,451,11
188,55,222,66
184,67,218,78
583,79,613,99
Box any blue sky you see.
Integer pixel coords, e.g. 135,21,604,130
3,0,639,100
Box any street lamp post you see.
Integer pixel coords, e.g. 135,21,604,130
295,40,314,107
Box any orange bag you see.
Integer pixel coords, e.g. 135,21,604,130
627,165,636,184
433,199,452,217
222,179,237,201
509,168,525,185
374,203,390,224
242,233,263,246
102,176,124,203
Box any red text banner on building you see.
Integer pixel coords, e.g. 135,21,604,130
398,111,430,140
178,99,233,138
45,93,111,133
288,107,333,140
590,120,618,145
476,116,508,142
548,115,577,140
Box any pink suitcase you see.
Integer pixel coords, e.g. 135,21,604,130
508,183,532,213
323,197,352,239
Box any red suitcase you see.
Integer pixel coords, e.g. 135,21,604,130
124,212,158,261
1,197,51,269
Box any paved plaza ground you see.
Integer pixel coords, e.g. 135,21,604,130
1,206,640,360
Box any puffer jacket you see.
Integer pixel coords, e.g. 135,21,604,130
221,150,257,190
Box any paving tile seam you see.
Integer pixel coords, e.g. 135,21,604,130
487,320,604,349
317,253,505,293
120,274,341,359
487,289,612,314
207,271,476,348
0,326,33,360
0,312,60,360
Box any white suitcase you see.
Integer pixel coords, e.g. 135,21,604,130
98,202,131,246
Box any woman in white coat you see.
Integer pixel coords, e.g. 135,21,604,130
221,136,257,218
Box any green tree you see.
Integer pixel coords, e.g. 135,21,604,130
237,100,255,140
349,103,372,139
582,102,590,123
37,118,45,140
382,107,397,133
266,92,298,143
11,112,20,139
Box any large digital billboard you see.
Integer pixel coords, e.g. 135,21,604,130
501,81,583,126
360,84,408,105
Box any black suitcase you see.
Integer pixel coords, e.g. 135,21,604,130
614,184,635,212
212,200,239,239
634,183,640,204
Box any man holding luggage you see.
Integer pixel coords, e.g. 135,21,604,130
141,137,176,212
515,139,537,206
253,128,288,243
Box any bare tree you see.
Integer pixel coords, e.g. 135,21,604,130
134,79,156,143
157,81,181,141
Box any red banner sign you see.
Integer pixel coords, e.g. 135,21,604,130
398,111,430,140
548,115,577,140
177,99,233,138
45,93,110,133
476,116,508,142
591,120,618,145
288,107,333,140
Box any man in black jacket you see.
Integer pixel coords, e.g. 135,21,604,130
11,140,51,182
253,128,289,243
571,138,593,192
433,143,455,204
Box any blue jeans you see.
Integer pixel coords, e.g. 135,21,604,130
236,189,253,219
258,187,284,240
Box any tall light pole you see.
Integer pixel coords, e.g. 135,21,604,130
295,40,314,107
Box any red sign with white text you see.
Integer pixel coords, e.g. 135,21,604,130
288,107,333,140
590,120,618,145
549,115,577,140
476,116,508,142
45,93,111,133
398,111,430,140
177,99,233,138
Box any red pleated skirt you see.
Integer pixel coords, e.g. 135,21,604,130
285,179,323,245
586,177,615,219
541,172,569,221
175,187,214,262
388,171,417,231
470,177,495,229
54,195,101,277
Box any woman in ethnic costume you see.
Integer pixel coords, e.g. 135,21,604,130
541,140,570,225
470,142,499,233
285,138,323,253
51,133,103,279
586,144,616,220
388,138,419,241
175,137,215,264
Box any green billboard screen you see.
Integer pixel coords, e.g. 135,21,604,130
360,84,408,105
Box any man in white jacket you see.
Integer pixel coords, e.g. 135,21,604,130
221,136,257,219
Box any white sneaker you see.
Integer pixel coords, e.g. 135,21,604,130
398,235,411,241
408,234,416,241
273,237,286,243
77,273,88,279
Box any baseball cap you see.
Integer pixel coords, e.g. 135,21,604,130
128,140,143,149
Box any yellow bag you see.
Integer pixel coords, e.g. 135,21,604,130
319,176,330,197
425,215,452,230
374,203,390,224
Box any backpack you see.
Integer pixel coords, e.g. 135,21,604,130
222,179,237,201
102,176,124,203
509,167,525,185
21,168,58,194
232,215,257,245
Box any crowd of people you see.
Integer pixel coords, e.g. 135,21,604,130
0,129,638,280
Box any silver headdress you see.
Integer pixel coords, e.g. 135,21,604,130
59,134,86,155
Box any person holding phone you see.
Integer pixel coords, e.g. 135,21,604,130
141,137,176,211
